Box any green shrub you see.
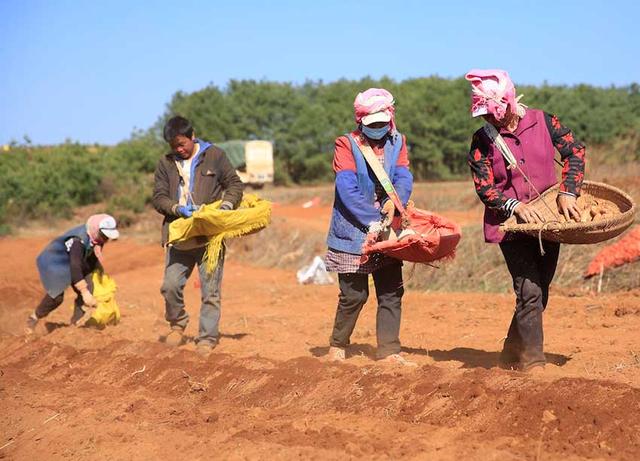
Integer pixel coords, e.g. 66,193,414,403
2,77,638,230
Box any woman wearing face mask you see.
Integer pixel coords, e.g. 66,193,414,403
324,88,415,366
464,69,586,372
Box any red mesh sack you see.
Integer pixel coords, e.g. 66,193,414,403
350,134,461,264
362,207,461,264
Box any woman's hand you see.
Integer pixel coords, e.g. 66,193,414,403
74,279,98,308
556,193,581,222
513,202,545,224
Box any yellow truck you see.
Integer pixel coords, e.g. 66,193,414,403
217,140,274,188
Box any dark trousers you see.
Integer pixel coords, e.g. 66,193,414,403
329,262,404,358
499,238,560,370
35,275,93,320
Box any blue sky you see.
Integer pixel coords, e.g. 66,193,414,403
1,0,638,145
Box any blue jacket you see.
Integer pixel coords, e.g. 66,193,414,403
36,225,93,298
326,131,413,254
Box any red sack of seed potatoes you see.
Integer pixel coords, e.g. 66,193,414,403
362,208,461,264
584,226,640,278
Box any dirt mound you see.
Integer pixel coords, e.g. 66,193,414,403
3,226,640,459
2,335,639,460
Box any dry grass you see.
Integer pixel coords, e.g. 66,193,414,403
232,153,640,295
404,224,640,294
226,219,327,271
254,184,335,207
17,144,637,295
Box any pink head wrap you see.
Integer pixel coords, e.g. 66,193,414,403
464,69,526,121
86,213,118,264
353,88,396,131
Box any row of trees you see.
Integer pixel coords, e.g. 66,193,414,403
0,136,162,232
161,77,640,183
1,76,639,231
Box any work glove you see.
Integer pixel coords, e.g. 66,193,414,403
365,221,384,245
381,200,395,227
74,280,97,308
176,204,197,218
401,200,415,229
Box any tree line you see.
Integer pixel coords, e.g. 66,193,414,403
1,76,639,231
160,77,640,182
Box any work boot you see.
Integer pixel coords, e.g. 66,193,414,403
196,340,217,357
498,348,520,370
379,353,418,367
25,313,38,335
163,326,185,346
328,346,346,362
521,361,546,374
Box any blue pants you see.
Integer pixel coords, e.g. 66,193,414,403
161,245,225,345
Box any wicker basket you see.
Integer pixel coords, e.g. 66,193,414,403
499,181,636,244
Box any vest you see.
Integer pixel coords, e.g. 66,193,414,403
36,224,93,298
326,131,403,254
481,109,558,243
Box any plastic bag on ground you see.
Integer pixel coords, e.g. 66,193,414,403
297,256,334,285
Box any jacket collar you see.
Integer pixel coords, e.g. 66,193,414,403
498,109,537,137
165,138,212,161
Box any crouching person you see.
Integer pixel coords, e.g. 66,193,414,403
325,88,416,366
152,116,243,356
26,214,119,333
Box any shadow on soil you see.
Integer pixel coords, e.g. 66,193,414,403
310,344,379,360
424,347,571,369
310,344,571,369
159,332,249,345
44,321,69,333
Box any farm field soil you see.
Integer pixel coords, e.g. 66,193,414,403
1,204,640,460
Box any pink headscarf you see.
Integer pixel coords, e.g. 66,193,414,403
353,88,396,131
464,69,526,121
86,213,113,264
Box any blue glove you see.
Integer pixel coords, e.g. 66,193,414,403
176,205,194,218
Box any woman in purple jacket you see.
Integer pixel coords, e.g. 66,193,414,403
465,69,586,372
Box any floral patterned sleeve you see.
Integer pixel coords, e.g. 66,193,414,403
544,112,586,196
468,132,519,216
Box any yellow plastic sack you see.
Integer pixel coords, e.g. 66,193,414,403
167,193,272,273
85,272,120,328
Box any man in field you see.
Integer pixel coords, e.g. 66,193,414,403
152,116,243,356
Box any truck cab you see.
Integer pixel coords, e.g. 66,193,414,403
217,140,274,188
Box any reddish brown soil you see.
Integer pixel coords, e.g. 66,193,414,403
272,205,332,232
2,206,640,460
